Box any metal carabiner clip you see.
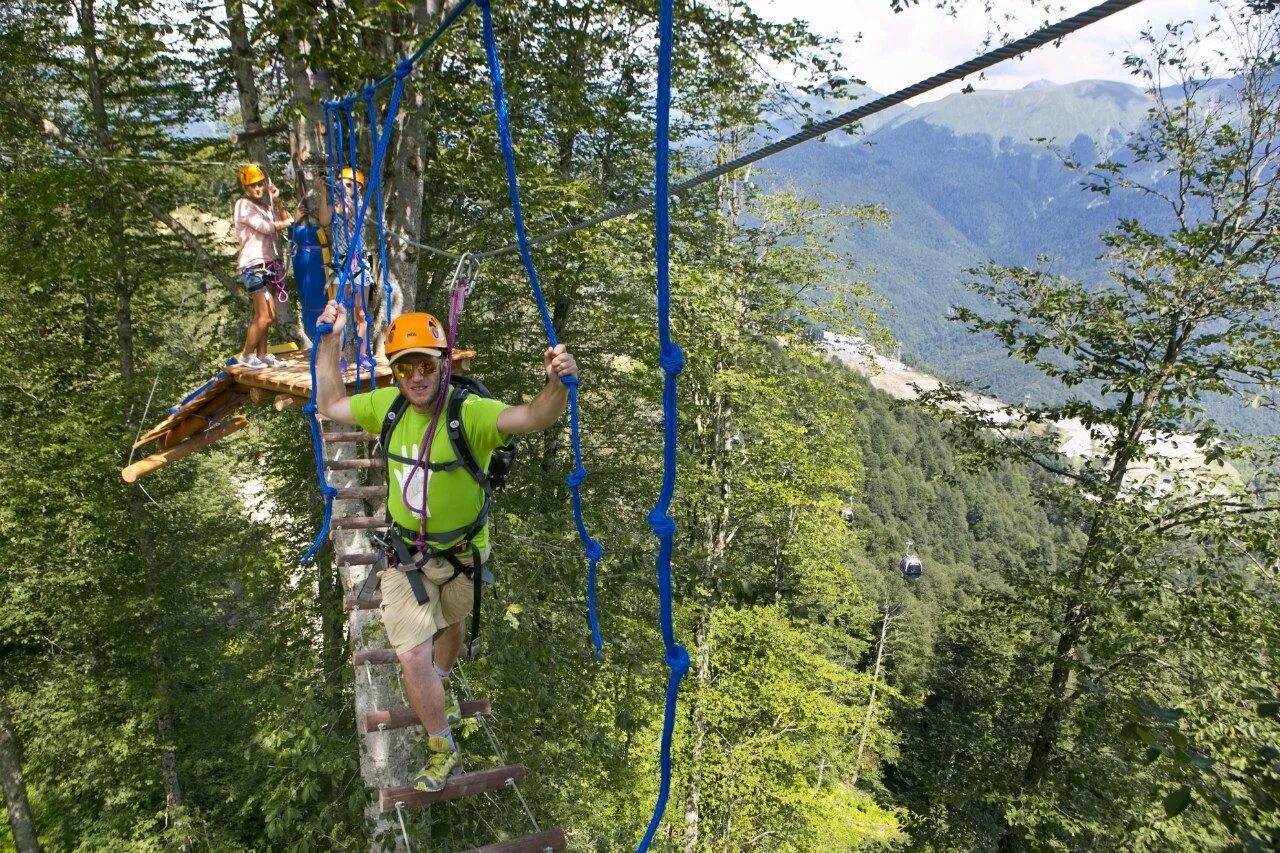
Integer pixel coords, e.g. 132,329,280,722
450,251,482,297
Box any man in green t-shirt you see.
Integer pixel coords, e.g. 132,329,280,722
314,299,579,791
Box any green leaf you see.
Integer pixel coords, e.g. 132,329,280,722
1163,786,1193,818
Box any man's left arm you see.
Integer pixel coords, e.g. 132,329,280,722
496,344,578,436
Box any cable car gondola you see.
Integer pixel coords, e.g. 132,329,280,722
900,540,923,581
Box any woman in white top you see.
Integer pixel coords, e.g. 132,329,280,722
233,163,294,368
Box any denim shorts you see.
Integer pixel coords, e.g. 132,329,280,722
240,267,270,294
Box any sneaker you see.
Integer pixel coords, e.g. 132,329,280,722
262,353,281,367
240,354,267,370
413,736,461,792
444,691,462,726
359,354,378,372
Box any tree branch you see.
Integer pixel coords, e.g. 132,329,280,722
2,94,246,304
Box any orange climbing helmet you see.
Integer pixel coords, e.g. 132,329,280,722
385,312,448,362
340,166,366,187
238,164,266,186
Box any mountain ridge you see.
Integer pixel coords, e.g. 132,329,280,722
760,77,1278,433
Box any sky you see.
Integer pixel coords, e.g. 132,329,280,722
755,0,1221,102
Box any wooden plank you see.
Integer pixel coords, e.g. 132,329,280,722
335,485,385,499
343,594,383,611
459,828,567,853
122,417,249,482
333,516,389,530
362,699,490,733
134,372,237,448
322,431,378,443
161,388,247,448
327,457,384,470
353,648,397,665
379,765,525,812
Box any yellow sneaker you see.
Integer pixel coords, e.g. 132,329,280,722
413,736,461,792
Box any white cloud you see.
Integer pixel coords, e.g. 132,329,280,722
756,0,1221,102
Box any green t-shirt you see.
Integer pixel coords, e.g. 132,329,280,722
350,386,511,551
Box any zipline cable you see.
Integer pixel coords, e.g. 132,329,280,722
390,0,1148,262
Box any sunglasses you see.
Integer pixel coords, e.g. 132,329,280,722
391,359,441,380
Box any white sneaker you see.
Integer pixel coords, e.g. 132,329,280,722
262,353,281,367
241,354,267,370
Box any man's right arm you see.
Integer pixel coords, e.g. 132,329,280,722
315,300,357,425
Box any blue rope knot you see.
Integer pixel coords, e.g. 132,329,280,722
659,343,685,375
395,58,415,79
566,468,588,488
647,508,676,538
665,644,691,677
340,96,356,110
560,373,580,389
321,485,338,498
302,402,318,415
584,537,603,562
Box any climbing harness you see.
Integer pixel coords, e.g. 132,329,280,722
266,259,289,303
374,370,515,659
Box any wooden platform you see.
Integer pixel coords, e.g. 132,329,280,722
121,346,474,481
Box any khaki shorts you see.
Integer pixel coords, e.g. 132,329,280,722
380,549,489,655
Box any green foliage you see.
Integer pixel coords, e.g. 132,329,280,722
903,7,1280,850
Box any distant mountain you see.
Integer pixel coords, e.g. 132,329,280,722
759,78,1278,434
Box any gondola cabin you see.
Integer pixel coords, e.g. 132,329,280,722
900,553,923,581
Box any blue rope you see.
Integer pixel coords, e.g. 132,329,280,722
300,68,410,563
638,0,689,848
365,90,394,326
300,319,340,565
477,0,603,658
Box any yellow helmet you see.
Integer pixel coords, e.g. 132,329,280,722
385,312,448,362
238,164,266,186
339,166,366,187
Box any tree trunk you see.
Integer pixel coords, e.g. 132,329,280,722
682,617,710,853
224,0,268,166
853,603,893,786
277,22,327,222
0,685,40,853
380,0,446,316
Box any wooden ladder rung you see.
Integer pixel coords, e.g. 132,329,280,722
460,828,567,853
322,431,378,443
343,594,383,611
335,485,385,499
380,765,525,812
363,699,491,734
334,516,390,530
337,552,382,566
326,457,384,470
353,648,398,665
